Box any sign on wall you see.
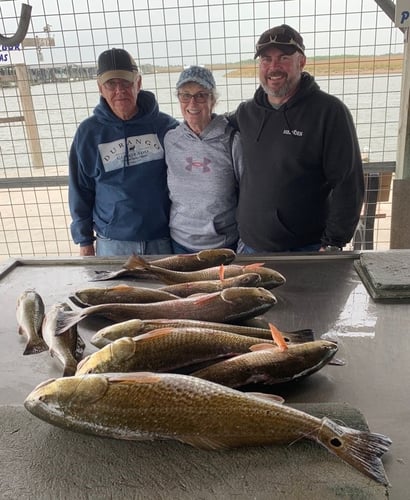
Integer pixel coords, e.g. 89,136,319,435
0,44,24,65
395,0,410,28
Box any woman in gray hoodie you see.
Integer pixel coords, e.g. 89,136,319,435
164,66,243,254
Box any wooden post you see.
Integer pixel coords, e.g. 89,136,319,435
14,63,44,168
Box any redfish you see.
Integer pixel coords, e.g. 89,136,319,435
76,327,276,375
55,287,277,335
90,318,314,349
119,255,286,289
24,372,391,485
190,340,338,387
92,248,236,281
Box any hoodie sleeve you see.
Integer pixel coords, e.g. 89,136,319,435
68,131,96,246
321,102,365,247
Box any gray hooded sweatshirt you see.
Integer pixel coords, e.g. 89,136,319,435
164,114,243,251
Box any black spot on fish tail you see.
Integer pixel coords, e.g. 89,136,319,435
283,329,315,344
319,417,392,485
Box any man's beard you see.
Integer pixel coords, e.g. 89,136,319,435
261,80,292,98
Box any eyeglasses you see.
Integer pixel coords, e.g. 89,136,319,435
256,30,304,55
103,79,135,91
177,91,212,103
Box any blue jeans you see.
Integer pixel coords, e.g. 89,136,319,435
96,235,172,256
237,239,321,254
171,239,238,254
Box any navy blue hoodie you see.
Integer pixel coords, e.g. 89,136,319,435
69,90,178,246
229,72,364,251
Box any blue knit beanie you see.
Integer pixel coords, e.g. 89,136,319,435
176,65,216,90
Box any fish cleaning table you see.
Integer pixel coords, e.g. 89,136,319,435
1,252,409,499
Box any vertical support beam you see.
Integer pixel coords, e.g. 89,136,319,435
390,28,410,248
14,64,44,169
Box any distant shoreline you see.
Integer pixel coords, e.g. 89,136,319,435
162,54,404,78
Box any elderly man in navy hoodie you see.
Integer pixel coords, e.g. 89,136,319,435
69,48,178,256
229,25,364,253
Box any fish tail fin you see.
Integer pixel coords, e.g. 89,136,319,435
55,309,86,336
284,329,315,344
124,253,149,270
318,417,391,485
23,338,48,355
68,295,88,308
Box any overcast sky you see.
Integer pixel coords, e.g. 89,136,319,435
0,0,405,67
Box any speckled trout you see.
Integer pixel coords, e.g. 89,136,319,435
76,327,276,375
118,255,286,289
55,288,277,335
91,249,236,281
24,372,391,485
90,319,314,348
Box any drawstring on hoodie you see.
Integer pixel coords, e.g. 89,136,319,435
283,104,298,137
256,109,269,142
255,105,298,141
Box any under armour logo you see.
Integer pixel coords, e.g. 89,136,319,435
185,157,211,172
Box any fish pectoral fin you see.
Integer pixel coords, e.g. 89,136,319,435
269,323,288,352
249,343,277,352
192,292,221,304
177,435,234,451
328,357,346,366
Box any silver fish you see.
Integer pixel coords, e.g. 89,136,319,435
77,327,275,375
42,302,85,377
90,318,314,349
16,289,48,355
55,287,277,335
190,340,338,387
24,372,391,485
91,248,236,281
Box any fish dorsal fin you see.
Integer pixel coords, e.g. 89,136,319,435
249,343,277,352
246,392,285,404
219,264,225,281
243,262,265,270
108,372,162,384
110,284,134,291
269,323,288,352
136,328,175,340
